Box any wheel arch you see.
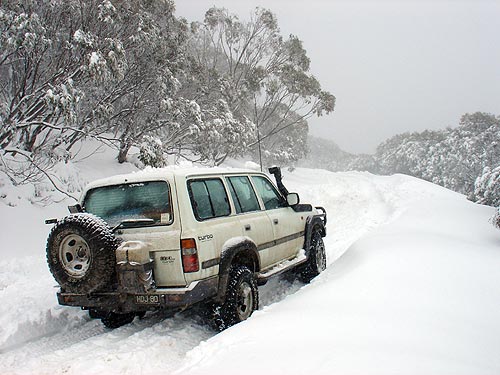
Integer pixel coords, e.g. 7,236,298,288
215,237,260,302
303,215,326,257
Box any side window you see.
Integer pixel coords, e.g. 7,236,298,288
226,176,261,214
251,176,287,210
188,178,230,220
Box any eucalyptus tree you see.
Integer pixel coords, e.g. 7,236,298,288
0,0,131,192
493,208,500,230
101,0,195,164
0,0,197,185
187,7,335,166
427,112,500,194
472,166,500,207
375,130,446,178
373,112,500,199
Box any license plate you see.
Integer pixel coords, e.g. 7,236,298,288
135,294,160,305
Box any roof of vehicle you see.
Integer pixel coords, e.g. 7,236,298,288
82,166,268,193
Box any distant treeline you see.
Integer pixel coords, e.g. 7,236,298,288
303,112,500,207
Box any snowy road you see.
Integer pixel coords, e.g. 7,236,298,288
2,168,498,374
0,169,397,374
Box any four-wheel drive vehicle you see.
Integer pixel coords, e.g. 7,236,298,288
46,167,327,330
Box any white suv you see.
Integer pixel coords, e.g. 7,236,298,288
46,167,327,329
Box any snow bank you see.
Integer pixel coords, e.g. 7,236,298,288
178,172,500,375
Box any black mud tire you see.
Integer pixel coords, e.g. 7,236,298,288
101,312,136,329
88,308,102,319
211,265,258,331
300,228,327,283
46,213,118,293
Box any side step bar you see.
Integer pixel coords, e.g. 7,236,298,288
256,252,307,285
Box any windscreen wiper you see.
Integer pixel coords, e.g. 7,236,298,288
112,218,155,232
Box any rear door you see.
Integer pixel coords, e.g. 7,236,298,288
183,177,242,283
84,179,186,287
225,175,275,270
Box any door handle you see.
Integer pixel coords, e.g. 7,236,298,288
273,219,279,225
244,224,251,231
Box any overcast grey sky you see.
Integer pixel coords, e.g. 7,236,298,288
175,0,500,153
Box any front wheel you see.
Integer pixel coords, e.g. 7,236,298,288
301,229,326,283
211,265,259,331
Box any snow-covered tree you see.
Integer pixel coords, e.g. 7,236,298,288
346,154,380,173
190,99,255,166
427,113,499,195
139,136,167,168
105,2,199,164
375,130,445,178
472,166,500,207
187,7,335,167
372,112,500,200
176,38,256,165
0,1,130,196
492,208,500,230
251,108,309,168
0,1,200,177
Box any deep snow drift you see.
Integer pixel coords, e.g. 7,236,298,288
0,154,499,375
179,174,500,375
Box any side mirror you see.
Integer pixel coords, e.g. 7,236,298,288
286,193,300,206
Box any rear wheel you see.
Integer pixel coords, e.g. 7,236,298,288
101,312,136,329
211,265,258,331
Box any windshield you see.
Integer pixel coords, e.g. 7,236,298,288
83,181,171,227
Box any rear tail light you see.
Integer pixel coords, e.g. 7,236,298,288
181,238,199,273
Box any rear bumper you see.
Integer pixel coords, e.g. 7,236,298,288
57,276,219,313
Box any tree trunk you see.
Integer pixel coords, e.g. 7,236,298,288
0,127,13,149
214,152,228,166
66,131,83,152
117,141,131,164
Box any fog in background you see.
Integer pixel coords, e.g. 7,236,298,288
175,0,500,153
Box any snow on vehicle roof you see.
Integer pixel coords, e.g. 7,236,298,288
83,165,265,191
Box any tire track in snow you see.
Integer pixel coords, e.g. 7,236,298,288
0,281,307,375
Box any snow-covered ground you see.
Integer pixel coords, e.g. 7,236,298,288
0,152,499,374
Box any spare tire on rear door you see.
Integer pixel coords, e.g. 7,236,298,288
46,213,119,293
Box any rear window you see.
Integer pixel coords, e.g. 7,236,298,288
188,178,230,221
83,181,171,227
